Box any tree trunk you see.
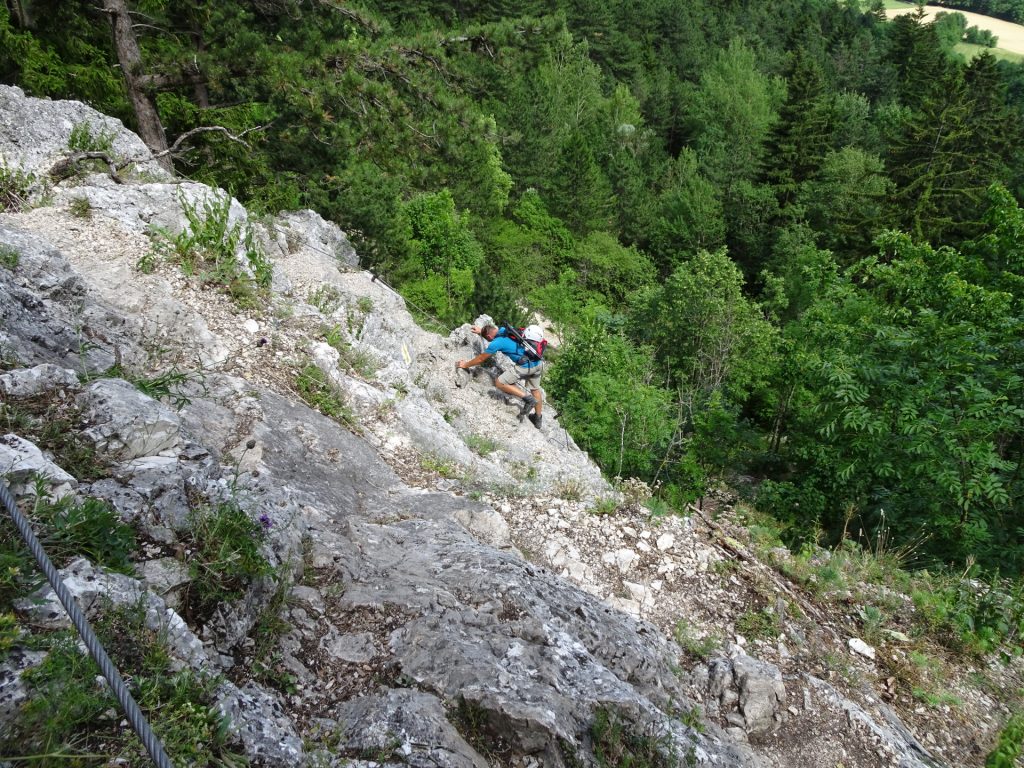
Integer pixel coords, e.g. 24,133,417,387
6,0,30,27
189,18,211,108
102,0,172,171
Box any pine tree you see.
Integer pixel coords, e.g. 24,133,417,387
763,46,834,208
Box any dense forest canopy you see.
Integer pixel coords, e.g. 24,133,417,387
2,0,1024,574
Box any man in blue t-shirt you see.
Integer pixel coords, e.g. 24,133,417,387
456,324,544,429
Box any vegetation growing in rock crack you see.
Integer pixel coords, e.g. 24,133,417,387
181,500,274,623
295,361,359,430
146,190,271,308
590,706,680,768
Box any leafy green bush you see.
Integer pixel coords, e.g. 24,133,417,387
912,568,1024,657
183,501,273,620
986,713,1024,768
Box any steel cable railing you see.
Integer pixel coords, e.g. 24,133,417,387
0,480,174,768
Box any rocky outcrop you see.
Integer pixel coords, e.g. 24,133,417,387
0,84,968,768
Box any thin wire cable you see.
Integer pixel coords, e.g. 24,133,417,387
0,481,174,768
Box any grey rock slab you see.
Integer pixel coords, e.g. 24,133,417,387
329,515,707,758
237,389,403,517
76,378,183,461
332,689,488,768
0,364,79,398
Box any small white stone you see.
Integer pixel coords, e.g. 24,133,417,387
243,318,260,334
656,533,676,551
848,637,876,660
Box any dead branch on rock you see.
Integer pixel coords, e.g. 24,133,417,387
48,124,267,185
48,152,126,184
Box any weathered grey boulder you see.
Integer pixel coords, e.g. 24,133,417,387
691,652,786,737
732,653,786,735
331,689,489,768
259,208,358,269
0,364,79,398
14,557,208,668
76,378,183,460
215,681,304,766
0,433,77,498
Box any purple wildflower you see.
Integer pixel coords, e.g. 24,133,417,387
259,513,273,530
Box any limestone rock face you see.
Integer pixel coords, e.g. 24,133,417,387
0,363,79,398
331,689,489,768
0,84,170,181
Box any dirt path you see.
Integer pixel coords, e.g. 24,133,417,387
887,4,1024,54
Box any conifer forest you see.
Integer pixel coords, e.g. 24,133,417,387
3,0,1024,579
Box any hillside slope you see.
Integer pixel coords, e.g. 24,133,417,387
0,85,1018,768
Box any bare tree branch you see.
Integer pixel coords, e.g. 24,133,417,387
148,124,266,162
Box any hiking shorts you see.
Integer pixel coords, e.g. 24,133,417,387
499,362,545,390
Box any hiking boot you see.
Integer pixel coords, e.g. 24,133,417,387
528,412,542,429
517,394,536,419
